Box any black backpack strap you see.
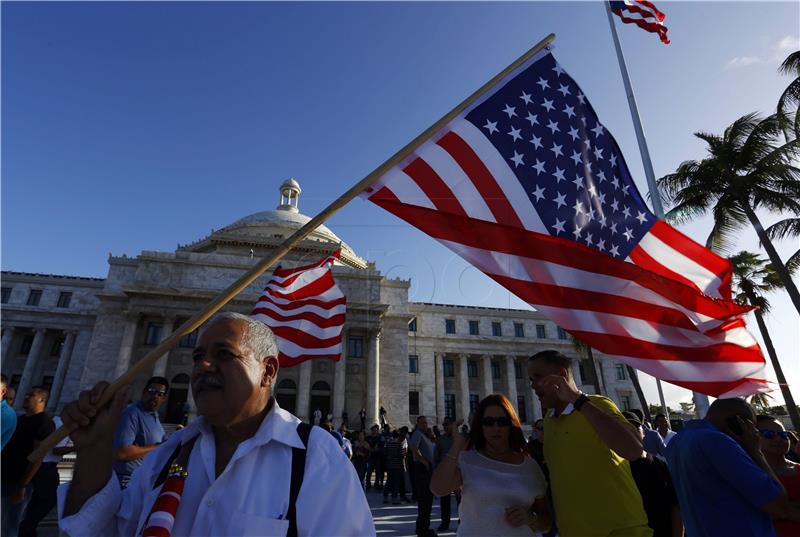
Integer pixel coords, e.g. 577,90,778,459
287,422,312,537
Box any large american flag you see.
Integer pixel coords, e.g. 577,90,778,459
364,50,769,397
251,251,346,367
610,0,670,44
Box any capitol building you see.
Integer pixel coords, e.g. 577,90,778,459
1,180,640,428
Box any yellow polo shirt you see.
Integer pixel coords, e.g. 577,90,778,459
544,395,651,537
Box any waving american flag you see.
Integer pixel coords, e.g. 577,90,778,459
364,50,768,397
610,0,670,44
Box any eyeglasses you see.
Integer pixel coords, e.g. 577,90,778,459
481,416,511,427
759,430,790,440
146,388,168,397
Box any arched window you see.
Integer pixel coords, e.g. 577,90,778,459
171,373,190,385
277,379,297,392
311,381,331,393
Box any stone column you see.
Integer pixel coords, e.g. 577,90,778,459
114,314,140,378
366,330,381,427
1,326,16,369
297,360,312,422
152,316,175,378
15,328,47,410
48,330,77,411
456,354,470,422
186,386,197,422
481,355,494,399
332,331,347,428
528,382,543,422
434,352,445,424
505,356,519,415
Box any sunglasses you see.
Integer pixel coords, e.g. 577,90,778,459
760,430,790,440
146,388,168,397
481,416,512,427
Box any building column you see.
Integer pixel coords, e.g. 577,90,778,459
152,316,175,378
332,330,347,428
15,328,47,410
1,326,16,369
48,330,77,411
297,360,312,422
505,356,519,415
528,382,543,422
366,330,381,427
114,314,140,378
456,354,470,422
434,352,445,424
481,355,493,399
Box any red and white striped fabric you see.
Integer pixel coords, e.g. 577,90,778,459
610,1,670,44
363,50,768,398
251,251,346,367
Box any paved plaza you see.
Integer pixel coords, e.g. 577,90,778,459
368,488,459,537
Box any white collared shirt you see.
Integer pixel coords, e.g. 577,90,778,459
57,403,375,536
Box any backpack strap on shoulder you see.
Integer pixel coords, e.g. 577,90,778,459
287,422,312,537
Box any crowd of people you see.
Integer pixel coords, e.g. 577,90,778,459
1,316,799,536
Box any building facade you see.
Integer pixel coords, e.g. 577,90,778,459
1,180,639,427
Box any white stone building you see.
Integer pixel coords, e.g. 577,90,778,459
1,180,639,427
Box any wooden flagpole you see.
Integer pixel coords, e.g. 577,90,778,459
30,33,557,461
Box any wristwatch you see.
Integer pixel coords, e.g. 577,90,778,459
573,393,590,411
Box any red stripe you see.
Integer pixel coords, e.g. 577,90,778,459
150,494,181,515
636,0,666,20
271,252,338,279
403,157,469,216
266,272,336,302
436,131,524,227
669,377,770,398
625,1,665,22
256,295,346,311
615,12,670,43
649,221,733,299
272,326,342,349
252,308,346,328
629,244,702,294
279,352,340,367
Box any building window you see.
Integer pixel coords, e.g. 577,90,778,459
469,320,479,335
517,396,527,423
469,394,479,415
615,364,627,381
467,360,478,378
57,292,72,308
27,290,42,306
179,330,198,348
408,317,417,332
42,376,54,391
492,322,502,337
445,319,456,334
443,359,455,377
444,394,456,420
348,336,363,358
409,391,420,415
536,324,546,339
514,323,524,337
145,323,163,346
50,337,64,356
409,355,419,374
10,374,21,389
20,334,34,355
1,287,11,304
578,362,587,384
491,361,501,380
514,361,523,379
557,327,568,340
620,395,632,411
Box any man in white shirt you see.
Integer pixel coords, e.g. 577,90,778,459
58,312,374,536
654,413,677,445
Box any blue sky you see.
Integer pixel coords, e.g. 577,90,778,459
3,1,798,410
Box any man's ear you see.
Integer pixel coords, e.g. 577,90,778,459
262,355,279,388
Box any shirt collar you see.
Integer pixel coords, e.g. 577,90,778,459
549,402,575,418
193,399,305,450
135,400,159,416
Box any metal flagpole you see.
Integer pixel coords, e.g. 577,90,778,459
604,1,709,419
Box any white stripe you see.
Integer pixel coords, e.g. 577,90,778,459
379,168,437,210
147,511,176,530
604,355,766,382
416,142,497,222
262,285,344,305
269,259,332,284
267,266,333,294
252,314,344,339
449,119,548,233
254,299,346,318
161,491,181,500
638,229,723,298
277,338,342,357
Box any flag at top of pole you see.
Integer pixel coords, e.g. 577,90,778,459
610,1,670,44
251,251,346,367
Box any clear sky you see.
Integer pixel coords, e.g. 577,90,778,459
3,1,798,411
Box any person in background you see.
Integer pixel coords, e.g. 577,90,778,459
622,412,683,537
434,417,461,532
1,374,18,451
527,419,545,467
666,398,800,536
380,406,388,428
366,424,384,490
111,376,168,489
630,408,666,460
5,387,17,409
410,415,436,537
654,414,677,446
757,414,800,537
359,408,367,431
352,430,371,490
384,429,408,505
431,394,551,536
313,408,322,426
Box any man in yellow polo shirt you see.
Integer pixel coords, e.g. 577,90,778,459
528,350,651,537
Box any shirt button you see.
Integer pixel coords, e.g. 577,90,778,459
206,499,214,507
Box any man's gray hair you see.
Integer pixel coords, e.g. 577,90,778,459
202,312,279,362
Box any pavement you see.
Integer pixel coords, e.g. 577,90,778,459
367,487,460,537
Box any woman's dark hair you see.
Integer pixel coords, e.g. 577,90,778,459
469,394,527,454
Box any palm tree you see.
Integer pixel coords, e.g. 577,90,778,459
777,50,800,139
729,251,800,430
658,112,800,314
748,393,774,414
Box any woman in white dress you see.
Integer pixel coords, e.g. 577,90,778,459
431,394,551,536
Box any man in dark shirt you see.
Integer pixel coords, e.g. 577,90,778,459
434,418,461,532
1,386,55,537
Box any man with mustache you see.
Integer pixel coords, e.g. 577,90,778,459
57,312,374,536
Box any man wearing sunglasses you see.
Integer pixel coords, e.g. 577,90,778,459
111,376,168,488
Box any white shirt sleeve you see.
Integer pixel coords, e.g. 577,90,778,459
57,474,121,537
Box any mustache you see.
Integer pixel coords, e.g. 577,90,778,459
194,375,224,391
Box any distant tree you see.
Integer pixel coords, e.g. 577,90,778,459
679,401,696,416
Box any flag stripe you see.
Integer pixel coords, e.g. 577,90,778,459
403,157,469,217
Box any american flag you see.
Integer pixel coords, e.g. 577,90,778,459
251,251,346,367
610,0,670,44
364,50,769,397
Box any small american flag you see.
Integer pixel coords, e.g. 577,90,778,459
251,251,346,367
610,0,670,44
364,50,769,398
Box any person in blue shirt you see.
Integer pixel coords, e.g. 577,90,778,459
112,376,168,488
666,397,800,537
1,374,17,451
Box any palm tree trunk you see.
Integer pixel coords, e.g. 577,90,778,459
742,202,800,314
745,288,800,430
626,366,651,423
